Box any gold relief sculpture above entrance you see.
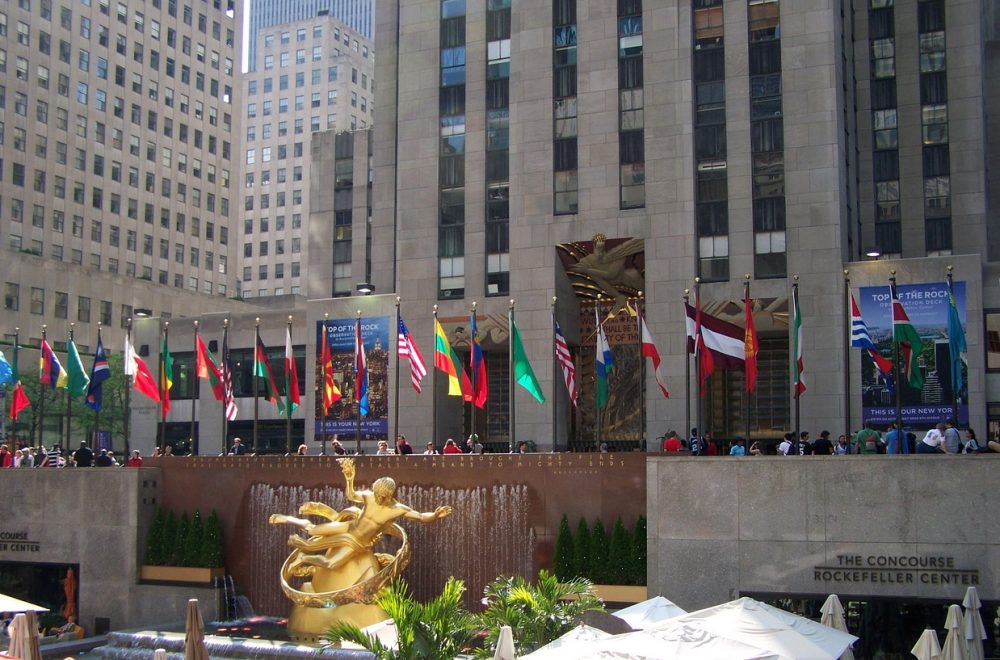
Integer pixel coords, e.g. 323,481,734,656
558,234,645,314
269,458,453,639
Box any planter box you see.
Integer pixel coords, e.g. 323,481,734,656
590,584,647,604
140,565,225,585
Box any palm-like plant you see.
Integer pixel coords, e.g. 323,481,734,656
474,570,604,657
325,577,477,660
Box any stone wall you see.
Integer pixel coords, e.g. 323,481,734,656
648,455,1000,611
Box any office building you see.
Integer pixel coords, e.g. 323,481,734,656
246,0,374,71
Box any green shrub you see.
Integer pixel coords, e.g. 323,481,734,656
573,518,591,581
632,515,647,585
144,508,166,565
202,510,225,567
173,513,190,566
589,520,609,584
182,510,204,567
553,514,575,581
161,511,178,566
607,517,632,585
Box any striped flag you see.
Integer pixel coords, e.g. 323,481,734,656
397,316,427,393
850,294,875,348
639,314,669,398
355,317,369,417
792,284,806,398
39,339,68,389
553,321,577,407
469,311,487,408
284,325,300,415
891,282,924,389
85,333,111,411
434,319,470,397
221,328,238,421
595,307,613,409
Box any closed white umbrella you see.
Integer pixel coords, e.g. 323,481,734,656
819,595,855,660
962,586,986,660
941,604,967,660
153,650,168,660
6,614,26,659
184,599,209,660
493,625,515,660
613,596,687,630
912,628,942,660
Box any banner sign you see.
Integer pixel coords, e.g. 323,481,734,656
859,281,967,427
314,317,389,439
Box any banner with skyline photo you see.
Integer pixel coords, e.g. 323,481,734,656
314,317,389,439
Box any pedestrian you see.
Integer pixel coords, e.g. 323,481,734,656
295,444,308,456
834,434,851,455
442,439,462,454
856,420,882,454
729,437,747,456
396,435,414,455
748,440,763,456
126,450,143,467
812,430,834,455
73,441,94,467
943,419,963,454
229,437,247,455
777,433,794,456
884,422,909,454
798,431,813,456
95,449,113,467
917,423,947,454
963,428,982,454
331,439,347,455
423,442,438,455
688,428,701,455
661,431,682,453
467,434,483,454
376,440,391,455
20,446,35,468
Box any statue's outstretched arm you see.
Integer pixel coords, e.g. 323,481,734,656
402,504,453,523
338,458,363,503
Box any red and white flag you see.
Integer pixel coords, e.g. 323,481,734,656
685,301,745,391
640,314,669,398
221,329,238,421
124,336,161,402
397,315,427,393
553,321,578,407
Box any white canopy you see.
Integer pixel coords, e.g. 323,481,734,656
0,595,48,614
612,596,687,630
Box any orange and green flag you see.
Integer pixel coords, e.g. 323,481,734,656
434,319,470,397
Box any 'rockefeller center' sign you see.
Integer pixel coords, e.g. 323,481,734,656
814,554,979,586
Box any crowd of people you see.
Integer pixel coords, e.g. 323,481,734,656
0,440,150,468
661,420,1000,456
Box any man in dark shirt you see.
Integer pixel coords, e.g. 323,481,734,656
395,435,413,455
811,430,834,455
798,431,813,456
73,441,94,467
95,449,113,467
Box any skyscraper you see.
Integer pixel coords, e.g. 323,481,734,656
246,0,374,71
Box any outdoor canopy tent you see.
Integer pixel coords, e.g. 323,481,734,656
612,596,688,630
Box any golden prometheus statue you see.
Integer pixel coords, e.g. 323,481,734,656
269,458,453,639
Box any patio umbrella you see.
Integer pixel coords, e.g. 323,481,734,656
820,594,855,660
0,595,47,614
18,612,41,660
941,604,966,660
184,599,209,660
520,624,612,660
493,625,515,660
613,596,688,630
912,628,942,660
359,618,398,650
962,586,986,660
153,650,168,660
6,614,26,660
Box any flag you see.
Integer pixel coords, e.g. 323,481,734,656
354,318,368,417
284,326,301,416
195,336,224,401
553,321,578,407
684,302,744,395
85,334,110,411
8,341,30,421
221,330,238,421
66,338,90,397
469,312,487,409
947,286,966,397
254,336,283,411
320,323,341,415
850,294,875,349
640,314,669,398
595,307,613,408
39,340,68,389
125,337,161,402
160,334,173,417
0,352,13,385
744,291,759,393
397,316,427,393
891,283,924,390
511,315,545,404
868,347,895,396
792,284,806,398
434,319,470,397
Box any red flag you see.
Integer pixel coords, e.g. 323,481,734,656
469,312,487,409
133,355,161,402
10,382,30,421
640,314,669,398
320,323,341,415
744,287,759,393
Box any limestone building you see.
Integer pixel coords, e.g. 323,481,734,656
370,0,1000,448
246,0,374,71
239,14,374,300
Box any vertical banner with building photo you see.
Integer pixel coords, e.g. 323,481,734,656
859,281,967,426
314,317,389,439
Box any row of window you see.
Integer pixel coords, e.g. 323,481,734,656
485,0,511,297
439,0,468,299
261,24,369,60
553,0,578,216
618,0,645,210
248,94,364,117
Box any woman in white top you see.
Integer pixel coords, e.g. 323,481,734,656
917,423,947,454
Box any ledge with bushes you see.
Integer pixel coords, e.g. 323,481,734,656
140,508,225,585
553,514,647,603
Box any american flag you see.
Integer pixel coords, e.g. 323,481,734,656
221,327,238,421
553,321,577,407
397,316,427,393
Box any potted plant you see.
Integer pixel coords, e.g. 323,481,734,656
140,508,225,584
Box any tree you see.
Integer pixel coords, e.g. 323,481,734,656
326,577,476,659
144,508,166,565
553,514,575,581
573,517,591,581
632,515,647,585
182,510,204,567
4,352,130,450
474,570,604,657
172,512,190,567
607,517,632,585
589,520,610,584
161,511,178,567
202,510,225,568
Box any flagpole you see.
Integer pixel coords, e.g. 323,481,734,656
67,323,75,450
793,277,801,444
158,322,168,452
470,301,477,444
285,316,293,454
744,277,751,447
694,279,702,446
551,296,558,451
13,328,21,441
222,319,230,450
393,299,400,445
683,289,690,447
843,270,851,442
594,298,601,451
355,309,362,454
637,292,645,450
432,304,439,450
39,325,47,450
191,320,199,455
322,313,330,456
946,265,958,422
124,319,132,458
253,317,260,453
94,324,102,438
890,271,902,436
508,299,516,453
